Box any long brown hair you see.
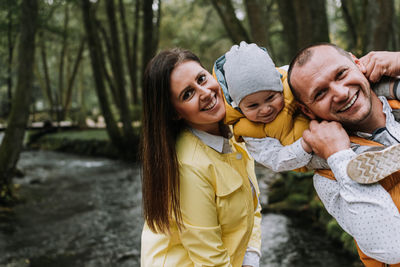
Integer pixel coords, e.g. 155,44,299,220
141,48,202,233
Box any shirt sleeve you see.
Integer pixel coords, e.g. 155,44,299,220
178,164,232,267
244,136,312,172
314,148,400,264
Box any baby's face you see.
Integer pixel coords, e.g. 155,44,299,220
239,90,284,123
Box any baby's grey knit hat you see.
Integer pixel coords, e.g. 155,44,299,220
224,41,282,107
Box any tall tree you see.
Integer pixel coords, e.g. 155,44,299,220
81,0,136,158
244,0,269,47
0,0,38,204
105,0,135,145
277,0,330,59
142,0,156,78
209,0,251,44
4,0,19,117
131,0,141,105
340,0,394,54
372,0,394,50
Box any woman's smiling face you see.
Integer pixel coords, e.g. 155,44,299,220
170,60,226,135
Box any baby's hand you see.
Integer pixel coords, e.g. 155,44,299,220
300,138,312,154
302,120,350,159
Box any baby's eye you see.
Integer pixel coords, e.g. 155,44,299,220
265,95,274,101
197,74,206,84
182,89,194,101
247,103,258,109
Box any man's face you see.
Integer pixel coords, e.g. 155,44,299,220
290,46,373,128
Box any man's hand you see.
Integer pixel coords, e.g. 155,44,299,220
302,120,350,160
359,51,400,82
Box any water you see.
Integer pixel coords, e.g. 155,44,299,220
0,150,356,267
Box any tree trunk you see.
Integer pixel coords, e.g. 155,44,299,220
81,0,124,151
372,0,394,50
39,31,54,117
152,0,161,54
277,0,299,59
0,0,38,204
244,0,268,47
6,5,16,117
209,0,251,44
278,0,329,59
58,3,69,122
131,0,140,105
340,0,359,51
105,0,135,148
62,37,86,119
118,0,136,103
361,0,379,53
142,0,155,79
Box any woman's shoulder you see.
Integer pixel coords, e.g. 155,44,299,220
176,129,212,163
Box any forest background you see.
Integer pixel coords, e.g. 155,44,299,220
0,0,398,205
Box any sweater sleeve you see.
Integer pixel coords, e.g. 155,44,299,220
244,136,312,172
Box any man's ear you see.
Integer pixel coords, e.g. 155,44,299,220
350,52,366,73
298,102,317,120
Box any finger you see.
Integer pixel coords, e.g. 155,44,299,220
308,120,319,130
302,129,312,144
364,59,377,80
369,63,383,83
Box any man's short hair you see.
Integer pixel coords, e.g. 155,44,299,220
287,43,353,102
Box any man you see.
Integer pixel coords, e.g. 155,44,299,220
287,43,400,265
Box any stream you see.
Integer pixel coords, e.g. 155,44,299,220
0,150,356,267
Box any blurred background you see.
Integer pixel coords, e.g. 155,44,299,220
0,0,398,266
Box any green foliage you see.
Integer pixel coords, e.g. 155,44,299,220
159,0,233,71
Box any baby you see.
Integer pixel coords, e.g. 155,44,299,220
213,41,400,183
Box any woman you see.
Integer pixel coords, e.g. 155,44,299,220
141,48,261,267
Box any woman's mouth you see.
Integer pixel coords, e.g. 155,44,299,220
201,95,217,111
339,92,358,112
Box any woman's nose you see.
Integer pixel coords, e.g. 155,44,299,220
199,87,212,101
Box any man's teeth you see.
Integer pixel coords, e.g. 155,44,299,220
339,94,357,112
203,96,217,111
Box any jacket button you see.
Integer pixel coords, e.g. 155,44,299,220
236,153,242,160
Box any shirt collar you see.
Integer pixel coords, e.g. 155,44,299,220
189,128,231,153
354,96,393,138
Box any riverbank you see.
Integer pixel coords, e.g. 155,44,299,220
1,150,359,266
27,128,129,159
25,129,360,262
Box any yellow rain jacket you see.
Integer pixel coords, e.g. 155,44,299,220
141,129,262,267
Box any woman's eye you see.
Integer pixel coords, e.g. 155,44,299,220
197,74,206,84
182,89,194,101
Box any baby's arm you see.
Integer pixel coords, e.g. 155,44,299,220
244,136,312,172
